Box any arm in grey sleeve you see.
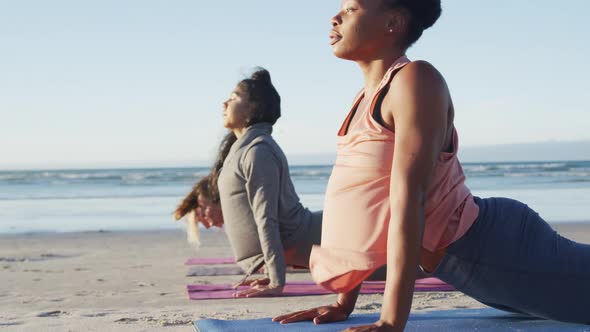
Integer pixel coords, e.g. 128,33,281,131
242,144,286,287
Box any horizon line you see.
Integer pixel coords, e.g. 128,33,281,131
1,158,590,172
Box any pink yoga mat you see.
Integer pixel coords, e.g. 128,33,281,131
185,257,235,265
187,278,454,300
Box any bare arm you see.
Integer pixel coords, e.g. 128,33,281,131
378,61,450,330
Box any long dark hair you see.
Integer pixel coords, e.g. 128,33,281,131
208,132,237,202
208,67,281,196
174,175,211,220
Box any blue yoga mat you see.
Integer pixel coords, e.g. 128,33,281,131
194,308,589,331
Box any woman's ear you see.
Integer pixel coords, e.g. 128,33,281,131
244,104,258,127
386,8,409,35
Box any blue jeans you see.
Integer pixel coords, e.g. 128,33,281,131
433,197,590,324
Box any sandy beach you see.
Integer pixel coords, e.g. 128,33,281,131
1,223,589,331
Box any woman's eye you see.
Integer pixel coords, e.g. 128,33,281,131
345,8,353,13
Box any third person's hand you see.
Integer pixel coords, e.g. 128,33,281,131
233,284,283,298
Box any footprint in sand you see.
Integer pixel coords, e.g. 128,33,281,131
115,317,139,324
37,310,68,318
81,312,110,318
418,305,436,310
161,319,193,326
357,302,382,310
132,264,152,269
1,254,73,263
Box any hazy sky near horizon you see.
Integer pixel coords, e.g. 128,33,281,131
1,1,589,169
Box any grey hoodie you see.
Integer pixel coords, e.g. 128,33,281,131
218,123,321,287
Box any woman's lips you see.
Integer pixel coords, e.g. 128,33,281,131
329,30,342,45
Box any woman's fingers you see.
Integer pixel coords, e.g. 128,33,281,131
275,309,319,324
233,286,254,297
250,278,270,286
233,285,282,298
272,310,307,322
234,287,259,297
247,286,283,298
273,304,351,325
233,290,250,297
313,307,348,325
340,324,389,332
340,321,395,332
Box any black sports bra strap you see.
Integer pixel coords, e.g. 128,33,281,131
371,65,406,129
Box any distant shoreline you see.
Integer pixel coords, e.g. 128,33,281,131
1,158,590,172
2,220,590,237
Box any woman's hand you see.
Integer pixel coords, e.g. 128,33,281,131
249,277,270,287
238,277,270,287
272,303,350,325
340,320,399,332
233,284,283,298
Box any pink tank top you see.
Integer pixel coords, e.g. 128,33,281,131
309,56,479,293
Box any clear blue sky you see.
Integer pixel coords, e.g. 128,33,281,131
1,1,589,169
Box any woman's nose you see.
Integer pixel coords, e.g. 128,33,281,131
331,14,341,27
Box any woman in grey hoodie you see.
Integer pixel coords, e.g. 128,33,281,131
209,68,322,297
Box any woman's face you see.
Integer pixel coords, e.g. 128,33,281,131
329,0,394,60
222,85,252,130
196,194,224,228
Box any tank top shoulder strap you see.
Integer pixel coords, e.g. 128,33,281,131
337,56,411,136
337,90,365,136
370,58,411,125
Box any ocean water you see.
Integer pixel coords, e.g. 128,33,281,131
0,161,589,233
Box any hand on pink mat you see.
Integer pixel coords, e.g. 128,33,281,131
233,284,283,298
239,277,270,287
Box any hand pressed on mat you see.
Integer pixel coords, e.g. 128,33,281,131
233,284,283,298
272,303,350,325
273,283,361,325
244,277,270,287
339,321,399,332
